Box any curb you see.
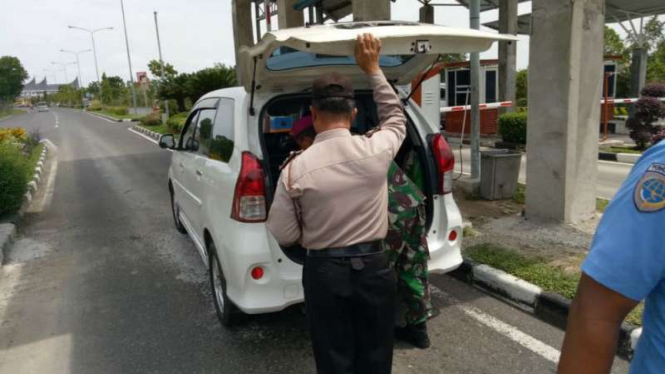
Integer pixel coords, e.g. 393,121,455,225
17,142,49,219
598,152,640,164
133,125,162,141
87,111,139,123
449,258,641,360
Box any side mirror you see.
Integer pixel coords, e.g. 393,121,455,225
159,134,175,149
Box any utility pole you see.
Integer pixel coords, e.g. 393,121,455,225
470,0,481,179
154,11,169,120
120,0,139,115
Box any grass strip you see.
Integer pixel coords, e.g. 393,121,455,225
465,243,643,326
138,124,175,135
26,144,44,179
603,146,643,155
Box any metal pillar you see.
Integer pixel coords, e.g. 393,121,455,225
232,0,254,86
526,0,605,222
470,0,481,179
353,0,391,22
630,47,647,97
499,0,517,112
277,0,303,29
120,0,138,115
154,11,169,120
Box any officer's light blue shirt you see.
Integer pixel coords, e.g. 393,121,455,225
582,141,665,374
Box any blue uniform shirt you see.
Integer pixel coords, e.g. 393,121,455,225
582,141,665,374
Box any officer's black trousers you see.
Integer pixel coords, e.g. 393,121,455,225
304,252,397,374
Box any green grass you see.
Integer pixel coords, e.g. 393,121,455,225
465,243,644,326
94,110,144,121
596,198,610,213
466,243,581,299
603,146,643,155
514,184,610,213
138,123,173,135
26,144,44,178
0,108,26,118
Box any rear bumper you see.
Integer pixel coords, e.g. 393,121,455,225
427,193,463,274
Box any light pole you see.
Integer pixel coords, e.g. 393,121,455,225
61,49,91,89
51,62,76,83
43,69,57,84
120,0,138,115
154,11,169,119
68,25,113,100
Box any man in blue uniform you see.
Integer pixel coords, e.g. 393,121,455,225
558,140,665,374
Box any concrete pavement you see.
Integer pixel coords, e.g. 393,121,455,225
451,145,634,200
0,109,630,373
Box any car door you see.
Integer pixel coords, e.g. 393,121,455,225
177,99,219,242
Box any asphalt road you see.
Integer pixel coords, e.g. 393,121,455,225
451,145,634,200
0,109,631,374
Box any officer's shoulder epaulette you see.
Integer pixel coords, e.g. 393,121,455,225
365,127,382,138
279,150,303,171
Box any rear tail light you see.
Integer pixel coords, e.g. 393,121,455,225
448,230,458,242
431,133,455,194
231,152,267,222
251,266,264,280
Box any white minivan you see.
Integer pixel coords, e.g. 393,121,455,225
159,21,515,327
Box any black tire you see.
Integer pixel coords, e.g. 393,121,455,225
209,242,243,327
170,185,187,234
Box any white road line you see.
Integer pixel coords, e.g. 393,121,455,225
53,112,59,128
127,128,172,152
87,112,117,124
430,285,561,364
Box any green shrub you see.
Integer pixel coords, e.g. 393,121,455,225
0,143,30,216
88,100,102,111
141,113,162,127
516,97,528,108
167,112,189,132
106,106,128,116
498,112,528,145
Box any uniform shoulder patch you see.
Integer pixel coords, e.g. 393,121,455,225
634,162,665,213
279,150,303,171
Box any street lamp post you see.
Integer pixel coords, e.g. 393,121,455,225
120,0,138,115
61,49,91,110
68,26,113,101
51,62,76,83
154,11,169,120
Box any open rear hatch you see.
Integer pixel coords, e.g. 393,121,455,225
238,21,518,93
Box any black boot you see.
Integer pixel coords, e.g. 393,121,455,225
395,323,431,349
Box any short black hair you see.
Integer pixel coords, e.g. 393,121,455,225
311,97,356,116
296,127,316,141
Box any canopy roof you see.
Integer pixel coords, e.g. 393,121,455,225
484,0,665,35
453,0,529,12
294,0,352,21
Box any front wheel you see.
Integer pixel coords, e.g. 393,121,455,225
209,242,243,327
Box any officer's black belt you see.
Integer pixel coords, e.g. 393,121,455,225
306,240,383,258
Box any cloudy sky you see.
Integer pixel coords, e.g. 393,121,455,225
0,0,641,87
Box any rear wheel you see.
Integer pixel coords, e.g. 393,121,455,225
209,242,243,327
170,185,186,234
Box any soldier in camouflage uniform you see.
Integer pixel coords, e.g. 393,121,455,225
385,161,431,349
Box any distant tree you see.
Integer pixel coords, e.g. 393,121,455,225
159,73,192,112
626,97,665,149
148,59,178,79
100,74,129,105
604,26,629,62
647,40,665,83
643,17,665,52
439,54,467,64
0,56,28,106
515,69,528,106
186,64,237,103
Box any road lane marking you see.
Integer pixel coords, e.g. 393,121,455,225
127,128,173,152
53,112,59,128
430,285,561,364
86,112,117,123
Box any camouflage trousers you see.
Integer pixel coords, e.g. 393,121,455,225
384,205,431,326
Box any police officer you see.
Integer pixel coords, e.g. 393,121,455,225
558,139,665,374
267,33,403,374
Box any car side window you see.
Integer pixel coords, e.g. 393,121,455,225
181,111,200,152
197,109,217,157
209,99,235,163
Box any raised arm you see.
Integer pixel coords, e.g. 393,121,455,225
355,33,406,157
